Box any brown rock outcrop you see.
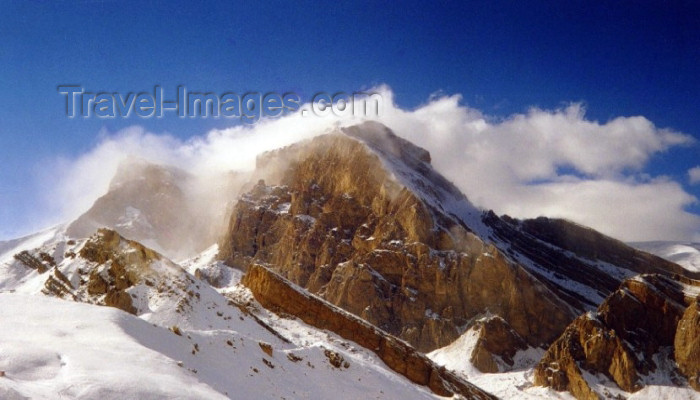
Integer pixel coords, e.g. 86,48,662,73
469,316,528,373
218,121,698,397
13,250,50,273
22,229,220,322
535,274,700,398
78,228,162,314
534,313,640,398
104,289,137,314
220,122,690,358
675,297,700,390
242,264,497,400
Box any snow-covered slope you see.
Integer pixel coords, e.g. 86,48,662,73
0,293,226,400
0,292,443,400
0,225,66,265
630,241,700,273
0,230,444,400
427,327,569,400
428,325,700,400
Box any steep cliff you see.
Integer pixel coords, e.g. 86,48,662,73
675,297,700,390
220,122,575,352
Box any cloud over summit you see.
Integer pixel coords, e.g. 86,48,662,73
40,86,700,242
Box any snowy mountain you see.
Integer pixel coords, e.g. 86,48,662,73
630,241,700,273
67,157,247,261
1,121,699,399
219,122,700,398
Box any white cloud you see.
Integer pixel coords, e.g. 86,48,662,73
38,85,700,242
375,89,697,241
689,166,700,185
494,178,699,242
36,109,343,230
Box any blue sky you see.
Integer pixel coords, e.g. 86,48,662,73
1,1,699,240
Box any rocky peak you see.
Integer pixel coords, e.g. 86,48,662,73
534,273,700,398
468,315,529,373
9,228,244,330
219,124,575,352
68,158,244,260
67,159,193,257
341,121,432,165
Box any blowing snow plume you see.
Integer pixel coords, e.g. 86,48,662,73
66,157,249,260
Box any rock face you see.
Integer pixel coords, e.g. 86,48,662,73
534,274,700,398
68,157,245,260
10,121,697,398
483,213,695,310
221,123,575,352
220,121,689,359
242,264,497,400
15,228,219,324
469,316,528,373
79,228,162,314
675,297,700,390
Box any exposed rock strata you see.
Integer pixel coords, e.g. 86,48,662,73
217,122,699,398
535,274,700,398
484,213,696,310
242,264,497,400
79,228,162,314
24,228,206,319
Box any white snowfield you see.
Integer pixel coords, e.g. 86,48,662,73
427,324,574,400
0,225,66,265
0,293,226,400
0,231,443,400
630,241,700,273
